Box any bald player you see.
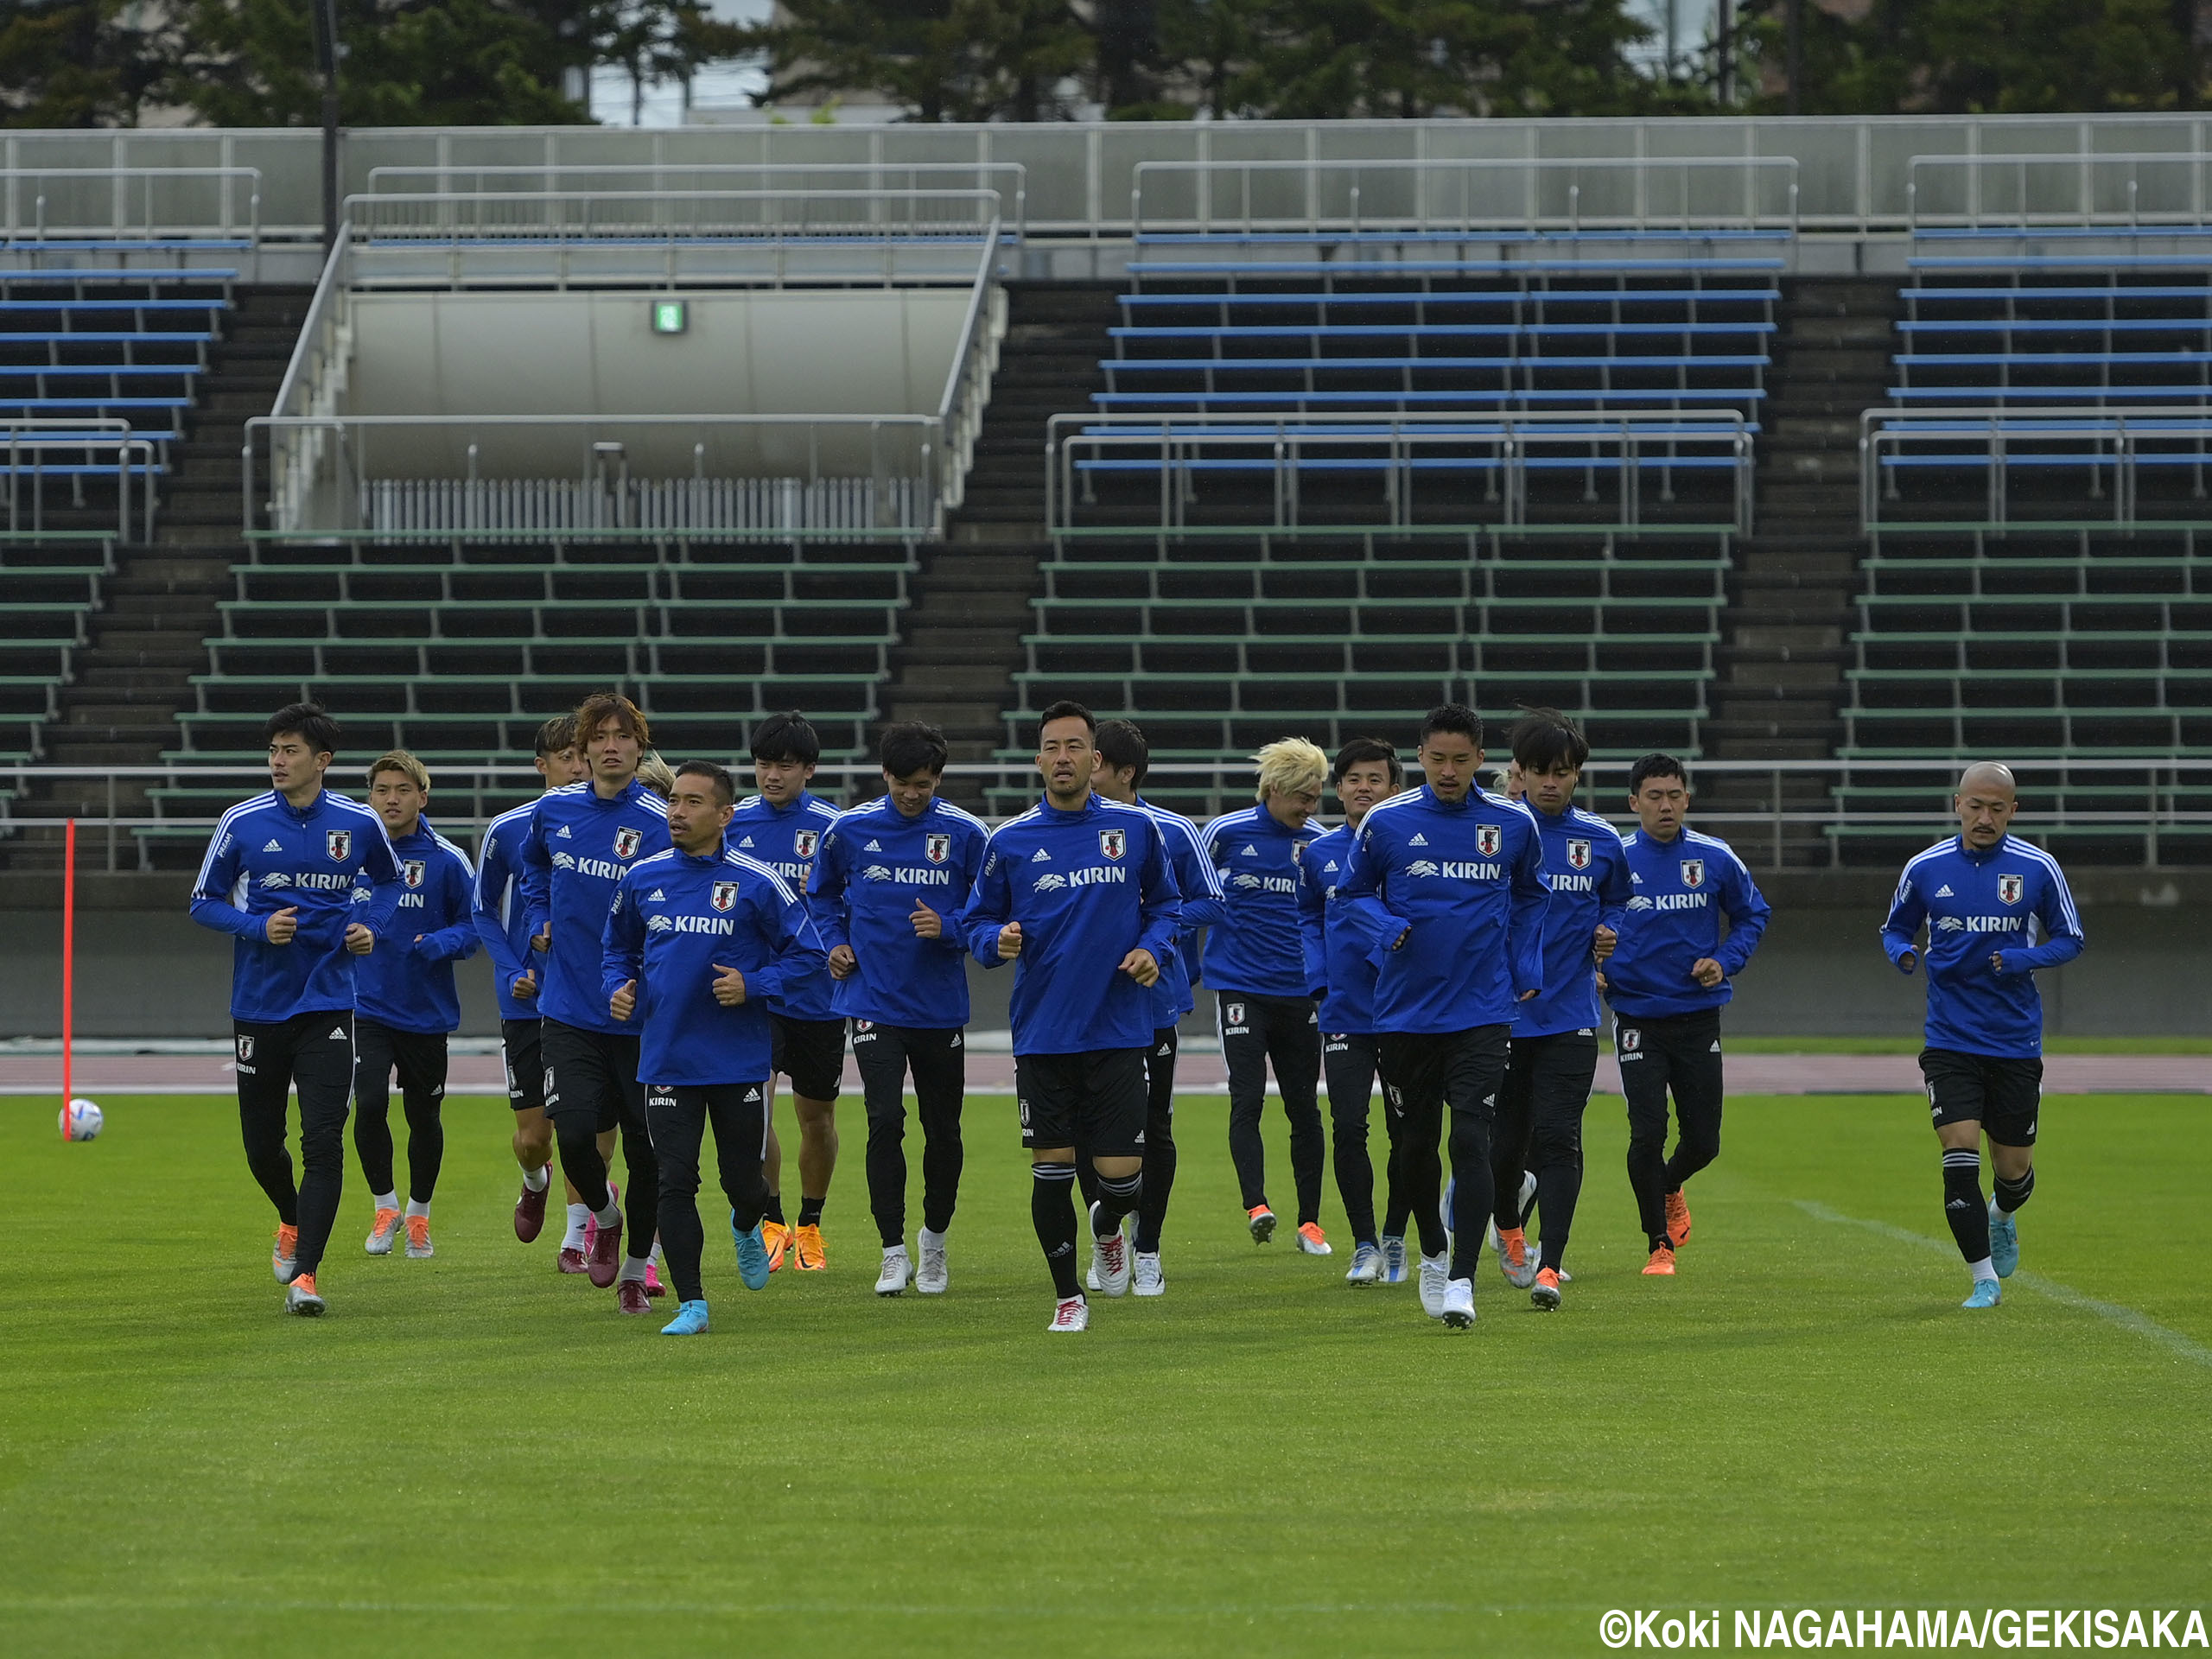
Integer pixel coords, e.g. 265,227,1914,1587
1881,763,2084,1309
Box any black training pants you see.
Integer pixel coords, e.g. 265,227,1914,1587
352,1019,449,1204
1323,1030,1404,1247
646,1083,771,1304
541,1018,658,1262
853,1022,966,1247
1075,1026,1182,1252
1494,1029,1600,1273
1614,1007,1725,1249
1219,990,1325,1224
1378,1024,1510,1282
234,1010,355,1280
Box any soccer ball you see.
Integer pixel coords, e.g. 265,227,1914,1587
60,1099,103,1141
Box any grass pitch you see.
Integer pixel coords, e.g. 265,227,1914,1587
6,1090,2209,1657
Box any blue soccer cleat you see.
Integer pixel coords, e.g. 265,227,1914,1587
1987,1201,2019,1279
1379,1235,1408,1285
1961,1278,2002,1310
734,1216,772,1291
661,1299,709,1335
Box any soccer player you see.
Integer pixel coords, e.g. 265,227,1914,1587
1338,702,1549,1329
602,761,828,1335
1201,739,1331,1251
1491,711,1630,1309
189,702,402,1315
1084,718,1227,1296
728,709,844,1271
353,751,479,1260
1296,736,1410,1287
1880,762,2084,1309
807,721,990,1297
519,692,672,1313
1606,753,1772,1277
958,700,1180,1332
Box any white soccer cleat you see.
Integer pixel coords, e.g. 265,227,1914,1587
1378,1235,1408,1285
1090,1203,1132,1297
1419,1252,1451,1319
1047,1294,1089,1332
1344,1242,1383,1286
1440,1277,1477,1330
365,1207,400,1256
1517,1170,1539,1229
1132,1251,1165,1297
874,1247,913,1297
915,1233,949,1295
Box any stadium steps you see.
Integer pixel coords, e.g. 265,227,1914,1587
1699,277,1897,862
949,281,1117,546
162,285,313,545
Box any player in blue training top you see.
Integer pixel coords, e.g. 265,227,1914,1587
473,718,596,1262
1295,736,1412,1288
958,700,1181,1333
1084,719,1228,1297
808,721,990,1299
602,761,828,1337
1202,739,1332,1255
728,709,845,1274
519,692,673,1314
1879,762,2085,1310
189,702,403,1317
1606,753,1771,1279
1491,711,1631,1311
351,750,478,1263
1339,702,1549,1331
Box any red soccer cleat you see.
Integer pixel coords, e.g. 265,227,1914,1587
514,1171,550,1243
616,1280,652,1314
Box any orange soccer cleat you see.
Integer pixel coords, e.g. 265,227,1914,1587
792,1223,827,1271
272,1223,300,1282
760,1219,792,1273
1664,1190,1693,1249
1642,1244,1676,1276
1530,1266,1563,1310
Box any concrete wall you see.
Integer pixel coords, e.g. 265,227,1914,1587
4,871,2206,1041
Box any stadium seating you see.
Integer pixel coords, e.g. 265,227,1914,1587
0,267,226,459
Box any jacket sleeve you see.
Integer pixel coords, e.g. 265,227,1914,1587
1714,855,1772,977
519,809,552,944
940,822,989,956
188,818,262,940
357,818,404,940
748,879,830,1002
472,823,533,995
1599,836,1634,933
1337,819,1410,964
1135,819,1182,964
1879,862,1929,970
1506,817,1551,997
599,873,644,1007
1172,829,1230,934
960,838,1014,969
806,823,852,955
1295,853,1328,995
415,849,480,963
2005,865,2086,973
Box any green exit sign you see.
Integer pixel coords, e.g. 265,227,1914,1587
651,299,687,335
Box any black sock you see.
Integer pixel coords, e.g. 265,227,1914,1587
1031,1162,1080,1300
1993,1166,2035,1216
1092,1171,1142,1238
1942,1149,1991,1266
798,1196,823,1228
763,1194,786,1226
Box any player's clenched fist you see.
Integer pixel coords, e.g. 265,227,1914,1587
264,906,299,944
997,921,1024,961
608,978,637,1021
1119,948,1159,987
712,963,748,1006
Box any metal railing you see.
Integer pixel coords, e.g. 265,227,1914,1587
1131,156,1801,238
1907,151,2212,233
6,757,2208,873
1047,410,1757,542
1860,406,2212,528
0,166,262,247
1,420,158,541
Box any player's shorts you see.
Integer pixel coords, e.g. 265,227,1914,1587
1921,1047,2043,1147
771,1014,847,1102
501,1017,543,1114
1014,1047,1148,1158
540,1018,645,1136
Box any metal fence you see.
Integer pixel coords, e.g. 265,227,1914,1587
1860,407,2212,530
1,422,160,541
0,165,263,246
1907,151,2212,232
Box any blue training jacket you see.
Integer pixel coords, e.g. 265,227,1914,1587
1135,797,1229,1027
601,838,828,1087
1295,820,1397,1036
728,791,842,1021
1338,785,1550,1034
1515,804,1634,1039
519,778,672,1035
473,798,552,1020
1606,826,1771,1019
958,794,1181,1055
190,789,404,1024
1199,802,1325,999
809,794,992,1029
1879,833,2085,1058
354,820,479,1034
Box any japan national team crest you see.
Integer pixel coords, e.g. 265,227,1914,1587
1566,838,1592,871
403,859,425,889
1681,859,1706,889
793,830,819,859
235,1034,254,1062
613,826,643,860
1099,828,1126,861
325,829,352,861
1476,823,1502,858
1618,1028,1641,1052
925,832,951,865
1227,1002,1245,1026
1999,873,2024,906
710,880,738,912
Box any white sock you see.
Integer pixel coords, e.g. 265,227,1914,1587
618,1254,651,1284
562,1204,589,1249
649,1238,664,1266
919,1226,946,1250
521,1164,550,1193
594,1199,621,1230
405,1199,430,1220
374,1190,399,1213
1967,1256,1996,1281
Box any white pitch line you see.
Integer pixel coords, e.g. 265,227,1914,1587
1794,1199,2212,1370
